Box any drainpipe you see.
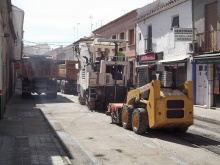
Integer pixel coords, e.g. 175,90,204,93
192,0,197,105
0,43,2,119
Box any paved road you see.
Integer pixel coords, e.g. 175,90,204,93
37,92,220,165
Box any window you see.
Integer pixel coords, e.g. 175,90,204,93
145,25,152,52
128,29,135,45
119,32,125,39
112,35,116,39
172,15,179,28
139,33,141,40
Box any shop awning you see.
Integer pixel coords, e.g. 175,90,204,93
192,53,220,64
158,55,190,63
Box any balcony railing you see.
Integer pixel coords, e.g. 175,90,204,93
196,30,219,53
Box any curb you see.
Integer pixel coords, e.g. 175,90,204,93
194,115,220,125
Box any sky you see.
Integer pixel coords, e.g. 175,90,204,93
11,0,154,48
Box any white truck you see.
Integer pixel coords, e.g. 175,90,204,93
75,38,131,111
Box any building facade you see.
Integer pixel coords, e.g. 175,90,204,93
12,5,24,93
56,45,75,60
191,0,220,108
92,10,137,85
0,0,21,119
135,0,193,88
23,43,51,56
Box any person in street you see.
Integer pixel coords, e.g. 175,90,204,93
117,48,125,61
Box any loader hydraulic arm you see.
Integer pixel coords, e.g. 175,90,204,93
126,81,153,105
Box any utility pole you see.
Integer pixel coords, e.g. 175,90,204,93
90,16,93,35
77,23,80,40
73,27,76,41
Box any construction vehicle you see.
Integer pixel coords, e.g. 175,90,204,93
107,64,194,134
75,38,131,111
21,55,58,98
57,60,78,94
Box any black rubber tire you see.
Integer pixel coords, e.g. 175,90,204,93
174,127,188,133
132,108,149,134
111,109,122,125
122,105,134,130
47,92,57,99
22,92,31,98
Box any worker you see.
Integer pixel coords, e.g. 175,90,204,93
117,48,125,61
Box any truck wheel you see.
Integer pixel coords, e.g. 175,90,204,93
78,97,86,105
47,93,57,99
22,92,31,98
174,127,188,133
132,108,149,134
122,105,134,130
111,108,122,125
86,99,95,110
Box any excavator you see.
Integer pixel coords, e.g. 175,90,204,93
106,64,194,134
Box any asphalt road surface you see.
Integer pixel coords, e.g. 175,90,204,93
33,92,220,165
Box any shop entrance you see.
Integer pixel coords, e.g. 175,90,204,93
214,64,220,107
196,64,207,106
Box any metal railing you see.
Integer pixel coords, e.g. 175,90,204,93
196,30,219,53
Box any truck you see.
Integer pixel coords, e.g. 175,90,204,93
57,60,78,94
75,38,131,111
21,55,58,98
106,64,194,134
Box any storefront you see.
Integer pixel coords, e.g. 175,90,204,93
136,52,189,87
192,54,220,108
136,52,163,87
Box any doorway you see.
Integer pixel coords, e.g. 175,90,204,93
196,64,207,106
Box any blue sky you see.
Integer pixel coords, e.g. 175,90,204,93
12,0,154,48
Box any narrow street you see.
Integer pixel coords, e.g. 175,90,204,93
34,92,220,165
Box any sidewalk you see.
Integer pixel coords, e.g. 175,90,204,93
0,80,72,165
194,105,220,125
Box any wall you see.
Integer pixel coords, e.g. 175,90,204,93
93,10,137,60
137,0,192,59
12,6,24,61
193,0,220,50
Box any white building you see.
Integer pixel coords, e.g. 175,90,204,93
135,0,193,87
57,45,75,60
23,43,51,56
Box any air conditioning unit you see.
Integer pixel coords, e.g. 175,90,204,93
188,41,198,53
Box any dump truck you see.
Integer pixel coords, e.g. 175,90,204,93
75,38,131,111
57,60,78,94
21,55,58,98
106,64,194,134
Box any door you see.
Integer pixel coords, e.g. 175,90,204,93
196,64,207,106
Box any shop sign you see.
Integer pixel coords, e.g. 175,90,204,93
140,53,155,61
174,28,193,42
194,58,220,64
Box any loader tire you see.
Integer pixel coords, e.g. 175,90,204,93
122,105,134,130
132,108,149,134
174,127,188,133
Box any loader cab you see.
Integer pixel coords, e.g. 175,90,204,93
139,63,186,99
147,63,186,88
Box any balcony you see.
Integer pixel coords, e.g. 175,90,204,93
196,30,219,54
